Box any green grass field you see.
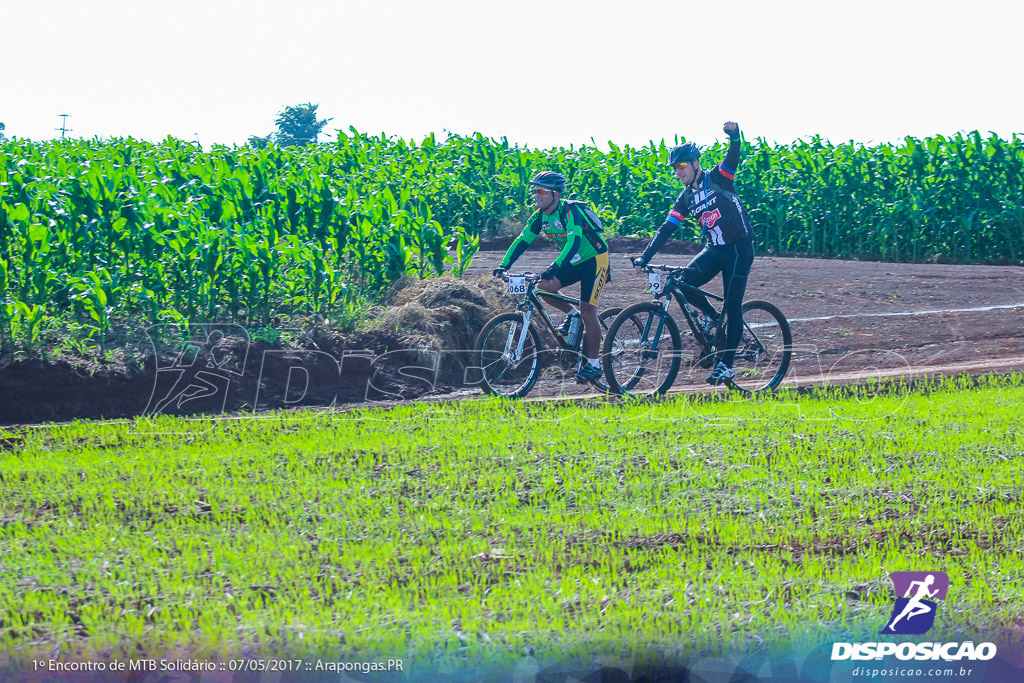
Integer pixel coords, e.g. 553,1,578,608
1,375,1022,675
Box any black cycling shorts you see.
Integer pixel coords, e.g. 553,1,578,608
552,252,609,306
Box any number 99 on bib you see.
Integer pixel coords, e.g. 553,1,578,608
647,273,663,294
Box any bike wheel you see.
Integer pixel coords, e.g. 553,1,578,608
601,302,682,395
475,312,544,398
598,308,621,329
549,308,621,393
598,307,641,392
715,300,792,393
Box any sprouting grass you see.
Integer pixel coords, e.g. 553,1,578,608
0,374,1022,672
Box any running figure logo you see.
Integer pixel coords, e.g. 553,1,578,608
880,571,949,635
143,325,248,417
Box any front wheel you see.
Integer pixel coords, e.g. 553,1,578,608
475,312,544,398
715,300,792,393
601,302,682,395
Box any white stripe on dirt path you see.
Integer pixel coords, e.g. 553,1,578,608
789,303,1024,323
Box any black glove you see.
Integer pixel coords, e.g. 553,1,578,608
492,266,507,278
631,256,646,268
540,264,558,281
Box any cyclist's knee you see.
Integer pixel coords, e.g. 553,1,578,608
683,267,713,289
539,279,561,292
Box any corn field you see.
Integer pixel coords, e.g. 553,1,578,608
1,129,1022,353
741,131,1024,262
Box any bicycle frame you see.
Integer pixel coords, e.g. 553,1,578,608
642,265,725,353
509,277,587,355
600,261,792,395
479,272,623,398
644,264,783,368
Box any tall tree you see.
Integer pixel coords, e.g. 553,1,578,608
273,103,332,146
0,122,6,142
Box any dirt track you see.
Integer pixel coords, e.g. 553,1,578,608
466,243,1024,397
2,244,1022,425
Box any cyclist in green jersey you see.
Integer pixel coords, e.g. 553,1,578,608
492,171,610,382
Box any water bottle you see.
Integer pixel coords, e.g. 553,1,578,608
565,314,582,347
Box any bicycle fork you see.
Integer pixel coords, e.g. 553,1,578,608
505,307,534,362
640,298,672,359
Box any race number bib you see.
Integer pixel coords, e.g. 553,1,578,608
508,277,527,295
647,273,663,294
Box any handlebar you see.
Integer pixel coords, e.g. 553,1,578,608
648,264,687,273
496,272,543,282
624,258,686,275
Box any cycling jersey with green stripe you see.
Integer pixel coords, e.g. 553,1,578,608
502,205,608,269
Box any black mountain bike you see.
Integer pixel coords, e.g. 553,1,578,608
474,272,624,398
601,263,792,396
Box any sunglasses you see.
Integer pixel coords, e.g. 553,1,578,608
530,187,551,195
673,162,691,170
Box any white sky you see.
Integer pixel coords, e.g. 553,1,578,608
3,0,1022,149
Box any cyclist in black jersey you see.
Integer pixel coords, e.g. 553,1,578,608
633,121,755,386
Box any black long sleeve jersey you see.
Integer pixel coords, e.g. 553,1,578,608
638,137,754,264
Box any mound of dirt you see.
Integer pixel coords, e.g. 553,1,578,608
0,277,512,425
369,275,508,376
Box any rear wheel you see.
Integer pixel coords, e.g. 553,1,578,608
475,313,543,398
714,300,792,393
550,308,622,393
601,302,682,395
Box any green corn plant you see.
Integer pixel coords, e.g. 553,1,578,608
10,301,45,354
452,233,479,278
2,130,1022,358
0,301,13,353
68,268,120,347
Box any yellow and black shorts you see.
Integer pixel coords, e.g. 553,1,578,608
552,252,610,307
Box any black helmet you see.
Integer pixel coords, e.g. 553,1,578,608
529,171,567,193
668,142,701,166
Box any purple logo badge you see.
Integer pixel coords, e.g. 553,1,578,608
880,571,949,635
